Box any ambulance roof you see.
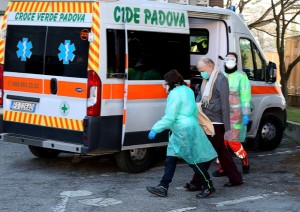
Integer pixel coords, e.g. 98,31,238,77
9,0,237,20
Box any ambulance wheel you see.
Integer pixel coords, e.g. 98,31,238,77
28,145,61,158
254,114,284,151
114,148,154,173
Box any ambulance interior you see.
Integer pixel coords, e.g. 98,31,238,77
107,18,227,83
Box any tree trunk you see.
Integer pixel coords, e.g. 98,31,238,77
280,77,288,102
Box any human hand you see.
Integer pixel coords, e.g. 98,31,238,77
243,115,249,125
148,130,156,140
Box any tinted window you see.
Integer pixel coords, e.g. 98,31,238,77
4,26,89,78
4,25,46,74
240,38,265,81
190,29,209,55
253,44,264,81
107,29,190,80
107,29,126,78
45,27,89,78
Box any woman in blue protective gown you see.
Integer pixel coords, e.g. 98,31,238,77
146,70,217,199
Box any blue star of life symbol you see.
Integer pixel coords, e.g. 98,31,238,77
16,38,32,61
58,40,76,64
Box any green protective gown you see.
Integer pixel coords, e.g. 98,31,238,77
223,70,251,142
152,85,217,164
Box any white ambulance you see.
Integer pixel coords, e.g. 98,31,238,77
0,0,286,173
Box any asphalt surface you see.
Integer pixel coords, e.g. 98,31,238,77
0,135,299,212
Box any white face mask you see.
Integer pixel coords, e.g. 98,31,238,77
165,85,170,93
225,60,236,69
224,56,237,69
163,83,170,93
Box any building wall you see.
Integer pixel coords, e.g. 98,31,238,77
264,51,280,82
209,0,224,7
285,36,300,95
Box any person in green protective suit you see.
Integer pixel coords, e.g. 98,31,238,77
213,52,251,177
146,70,217,199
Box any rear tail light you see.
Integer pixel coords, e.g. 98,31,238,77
87,70,101,116
0,64,3,105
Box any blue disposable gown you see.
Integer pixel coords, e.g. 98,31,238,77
152,85,217,164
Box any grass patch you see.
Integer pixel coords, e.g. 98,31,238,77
287,106,300,123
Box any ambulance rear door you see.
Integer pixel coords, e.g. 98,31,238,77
3,12,91,146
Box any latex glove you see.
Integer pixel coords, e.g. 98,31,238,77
148,130,157,140
243,115,249,125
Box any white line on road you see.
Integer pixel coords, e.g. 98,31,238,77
168,207,197,212
258,147,300,157
213,191,287,207
79,197,122,207
52,190,92,212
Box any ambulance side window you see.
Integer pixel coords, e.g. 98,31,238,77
106,29,190,80
107,29,126,77
240,38,265,81
45,27,89,78
4,25,46,74
190,29,209,55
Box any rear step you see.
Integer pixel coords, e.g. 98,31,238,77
0,133,86,153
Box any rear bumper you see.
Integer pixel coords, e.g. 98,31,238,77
0,115,123,154
0,133,88,153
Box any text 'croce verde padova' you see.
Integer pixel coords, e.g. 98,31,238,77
13,12,86,22
113,6,186,27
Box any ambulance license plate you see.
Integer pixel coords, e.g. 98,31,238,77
10,101,36,112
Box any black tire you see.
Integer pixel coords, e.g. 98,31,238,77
114,148,154,173
28,145,61,158
254,113,284,151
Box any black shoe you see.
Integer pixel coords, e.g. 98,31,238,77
224,181,244,187
184,183,202,191
196,187,216,198
242,165,250,174
146,185,168,197
212,170,227,177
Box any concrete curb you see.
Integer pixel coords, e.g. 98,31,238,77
284,121,300,143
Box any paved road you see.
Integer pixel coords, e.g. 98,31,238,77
0,137,299,212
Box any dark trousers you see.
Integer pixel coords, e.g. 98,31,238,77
159,156,213,190
190,124,243,186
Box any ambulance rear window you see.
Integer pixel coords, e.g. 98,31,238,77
4,25,89,78
45,27,89,78
4,25,46,74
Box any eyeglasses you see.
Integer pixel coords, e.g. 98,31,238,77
224,57,236,62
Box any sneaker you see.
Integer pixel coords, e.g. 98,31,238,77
146,185,168,197
196,187,216,198
212,170,227,177
184,183,202,191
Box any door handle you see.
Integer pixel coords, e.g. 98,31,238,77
50,78,57,94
